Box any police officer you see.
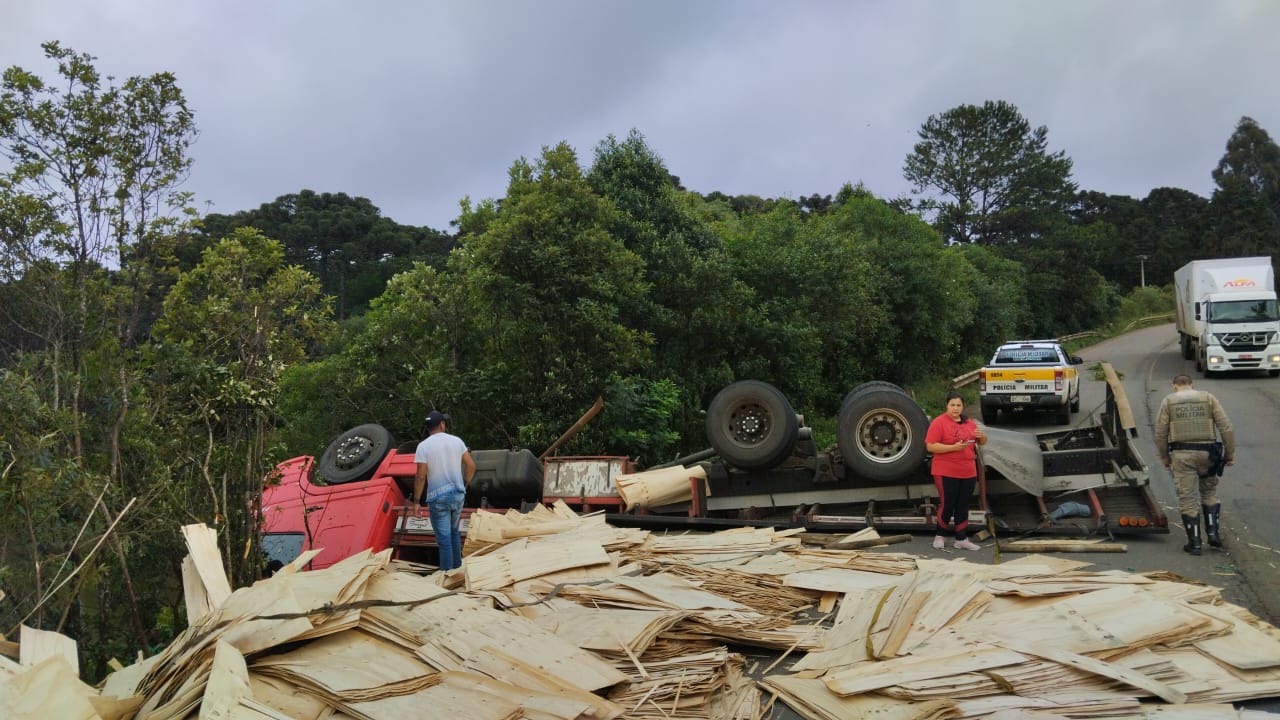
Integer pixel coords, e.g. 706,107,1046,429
1154,374,1235,555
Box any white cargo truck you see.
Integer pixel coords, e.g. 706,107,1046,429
1174,256,1280,376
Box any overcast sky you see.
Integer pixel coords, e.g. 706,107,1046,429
4,1,1278,231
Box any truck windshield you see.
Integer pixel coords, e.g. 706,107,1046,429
262,532,305,568
1207,299,1280,323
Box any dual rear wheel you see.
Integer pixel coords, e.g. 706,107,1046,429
705,380,927,482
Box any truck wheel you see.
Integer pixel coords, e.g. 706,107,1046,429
1180,334,1192,360
1070,389,1080,413
837,388,928,482
839,381,907,409
1056,403,1071,425
705,380,799,470
319,423,395,484
1270,370,1280,378
981,406,998,425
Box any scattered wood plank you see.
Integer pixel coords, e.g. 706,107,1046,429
9,516,1280,720
18,625,78,675
181,523,233,611
825,534,913,551
615,464,708,511
999,540,1128,553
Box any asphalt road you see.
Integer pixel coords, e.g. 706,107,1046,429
1063,322,1279,626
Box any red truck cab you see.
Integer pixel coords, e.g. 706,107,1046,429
260,427,549,570
261,454,411,570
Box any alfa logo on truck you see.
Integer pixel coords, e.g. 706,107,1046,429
1223,278,1257,288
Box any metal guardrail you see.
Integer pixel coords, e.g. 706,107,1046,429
1121,313,1174,333
950,315,1174,388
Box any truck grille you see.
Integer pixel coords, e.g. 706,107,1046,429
1216,332,1273,352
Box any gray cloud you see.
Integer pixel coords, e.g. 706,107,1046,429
2,0,1277,230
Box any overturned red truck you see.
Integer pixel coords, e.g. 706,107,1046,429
261,367,1166,570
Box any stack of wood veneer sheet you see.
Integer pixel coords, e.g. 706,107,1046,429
3,505,1280,719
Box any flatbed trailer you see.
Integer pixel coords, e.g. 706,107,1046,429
576,364,1166,538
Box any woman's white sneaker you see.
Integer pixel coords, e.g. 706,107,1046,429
954,539,981,551
932,535,947,550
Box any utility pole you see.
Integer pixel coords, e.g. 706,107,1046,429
1138,255,1148,288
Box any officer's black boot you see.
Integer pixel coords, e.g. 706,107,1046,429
1181,514,1202,555
1203,504,1222,548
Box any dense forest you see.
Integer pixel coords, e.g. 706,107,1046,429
3,43,1279,676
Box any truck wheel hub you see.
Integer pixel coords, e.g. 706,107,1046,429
728,405,769,446
856,411,909,462
868,422,895,446
335,436,373,469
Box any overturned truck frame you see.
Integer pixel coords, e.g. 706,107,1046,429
264,365,1164,572
569,363,1166,537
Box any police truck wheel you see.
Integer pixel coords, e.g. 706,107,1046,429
1056,403,1071,425
705,380,799,470
319,423,395,484
981,406,998,425
837,388,929,482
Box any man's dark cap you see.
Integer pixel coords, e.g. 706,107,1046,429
425,410,451,429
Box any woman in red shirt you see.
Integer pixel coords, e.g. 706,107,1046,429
925,391,987,551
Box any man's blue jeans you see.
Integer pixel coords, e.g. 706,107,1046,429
428,491,466,571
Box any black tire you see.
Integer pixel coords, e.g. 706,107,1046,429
981,405,998,425
836,389,929,482
1196,352,1205,374
705,380,799,470
1056,402,1071,425
1270,369,1280,378
319,423,396,484
1180,334,1193,360
839,381,907,410
1070,387,1081,413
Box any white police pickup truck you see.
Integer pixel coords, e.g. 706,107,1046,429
978,340,1084,425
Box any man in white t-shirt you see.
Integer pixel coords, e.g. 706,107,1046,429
410,410,475,571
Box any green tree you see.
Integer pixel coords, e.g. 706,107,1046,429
954,244,1030,360
587,131,749,435
1142,187,1211,282
0,40,195,467
904,100,1077,245
708,194,901,413
1070,191,1150,289
0,367,92,639
823,196,979,385
281,142,667,460
455,142,654,452
998,224,1117,337
0,41,197,674
1209,116,1280,258
277,261,464,454
199,191,453,319
151,228,334,587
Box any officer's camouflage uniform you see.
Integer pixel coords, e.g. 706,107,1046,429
1154,386,1234,555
